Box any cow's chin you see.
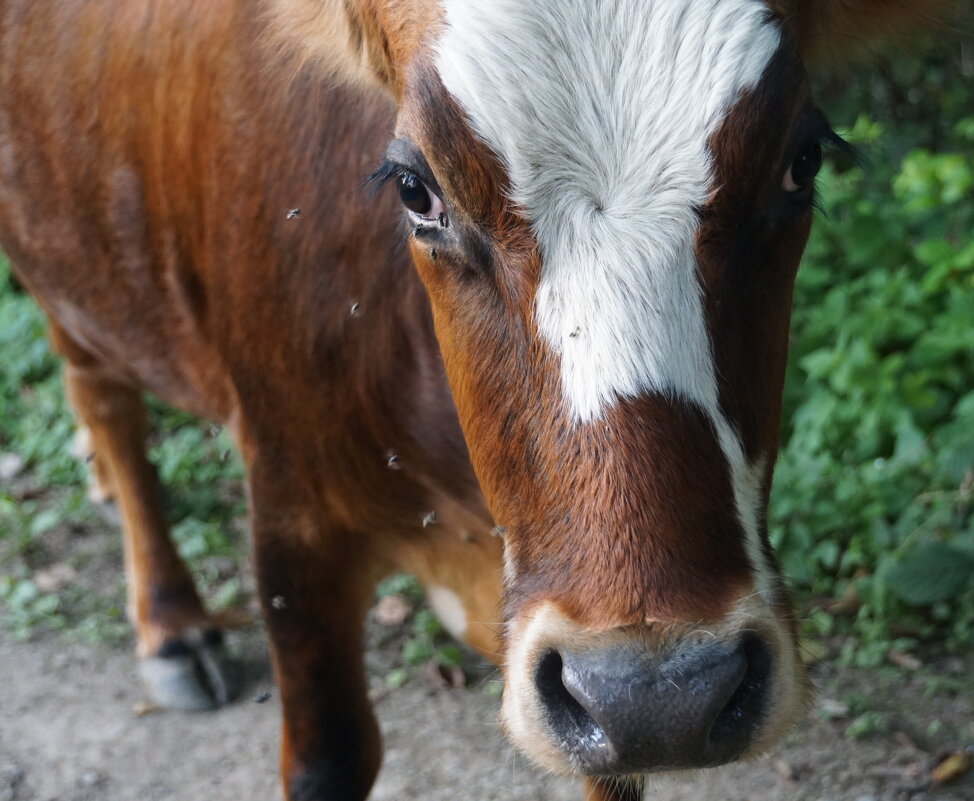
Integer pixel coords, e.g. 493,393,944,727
499,595,811,779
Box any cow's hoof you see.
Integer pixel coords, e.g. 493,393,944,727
139,631,238,711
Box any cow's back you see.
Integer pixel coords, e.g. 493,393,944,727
0,0,422,444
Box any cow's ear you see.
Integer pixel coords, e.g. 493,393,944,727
769,0,964,67
266,0,434,96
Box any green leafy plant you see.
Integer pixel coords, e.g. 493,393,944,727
772,41,974,658
0,575,64,639
845,711,888,740
0,256,247,638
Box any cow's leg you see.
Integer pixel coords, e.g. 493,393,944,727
70,421,116,509
250,483,381,801
394,527,505,663
50,322,234,710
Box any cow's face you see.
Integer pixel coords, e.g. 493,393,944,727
381,0,824,778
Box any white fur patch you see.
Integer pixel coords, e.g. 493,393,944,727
437,0,781,599
437,0,779,420
427,586,467,641
71,426,93,461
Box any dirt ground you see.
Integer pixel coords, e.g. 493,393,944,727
1,491,972,801
1,620,972,801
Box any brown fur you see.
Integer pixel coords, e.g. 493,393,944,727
1,1,485,796
767,0,962,65
265,0,441,96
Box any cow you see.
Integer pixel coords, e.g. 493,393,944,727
0,1,948,799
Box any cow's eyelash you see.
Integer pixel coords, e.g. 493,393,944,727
364,159,403,194
819,128,860,163
803,106,859,163
808,129,860,217
366,152,442,198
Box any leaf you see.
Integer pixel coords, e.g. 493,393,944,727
886,649,922,670
423,660,465,690
435,645,463,669
931,752,972,785
883,542,974,606
385,668,409,690
412,609,441,638
29,507,62,537
401,638,434,666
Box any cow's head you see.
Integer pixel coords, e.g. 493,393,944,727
301,0,945,779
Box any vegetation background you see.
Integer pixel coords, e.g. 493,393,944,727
1,31,972,676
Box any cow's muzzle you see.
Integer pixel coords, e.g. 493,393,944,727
534,634,771,774
500,599,808,777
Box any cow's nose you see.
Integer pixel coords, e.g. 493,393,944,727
534,635,772,774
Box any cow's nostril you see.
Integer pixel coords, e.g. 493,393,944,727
709,634,772,750
535,650,611,758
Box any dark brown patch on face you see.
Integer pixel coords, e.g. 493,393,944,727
698,42,812,470
501,395,754,627
695,38,816,619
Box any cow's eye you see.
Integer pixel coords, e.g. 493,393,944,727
397,171,444,220
783,141,823,193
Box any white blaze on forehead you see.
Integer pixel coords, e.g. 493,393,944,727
437,0,779,422
436,0,781,601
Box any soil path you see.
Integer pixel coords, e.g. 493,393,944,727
1,625,972,801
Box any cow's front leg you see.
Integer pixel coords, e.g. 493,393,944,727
252,495,381,801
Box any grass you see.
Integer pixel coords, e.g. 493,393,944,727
0,255,248,642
